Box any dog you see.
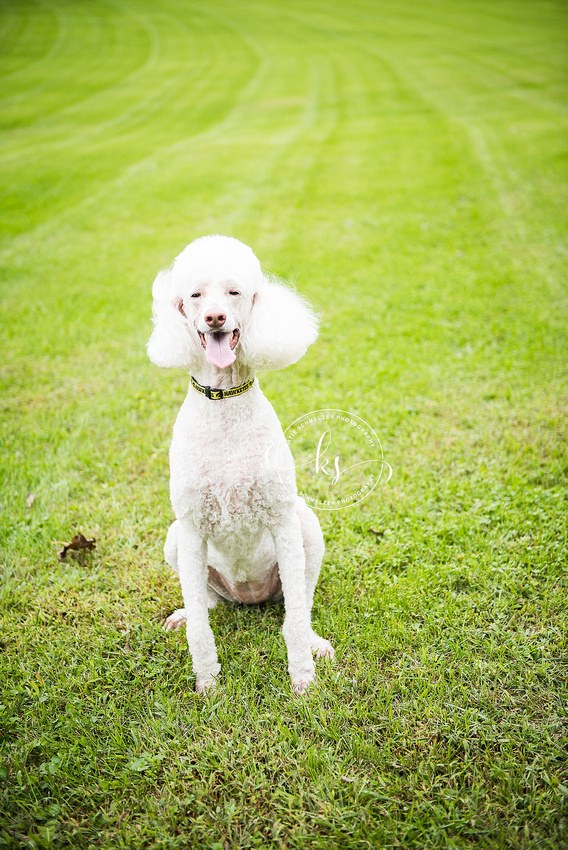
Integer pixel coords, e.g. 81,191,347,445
147,235,334,693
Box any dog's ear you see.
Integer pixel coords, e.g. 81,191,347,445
147,269,196,368
240,276,319,371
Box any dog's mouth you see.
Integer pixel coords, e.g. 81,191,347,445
198,329,240,369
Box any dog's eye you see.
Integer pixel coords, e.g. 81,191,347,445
229,290,240,296
190,293,201,298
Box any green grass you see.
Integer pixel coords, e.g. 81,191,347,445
1,0,567,846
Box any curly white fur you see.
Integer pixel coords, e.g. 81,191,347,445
148,235,334,694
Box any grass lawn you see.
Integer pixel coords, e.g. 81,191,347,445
1,0,567,846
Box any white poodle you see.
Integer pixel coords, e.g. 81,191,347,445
147,235,334,694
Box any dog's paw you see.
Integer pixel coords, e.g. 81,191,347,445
195,676,217,694
163,608,187,631
310,631,335,660
291,670,315,695
314,643,335,660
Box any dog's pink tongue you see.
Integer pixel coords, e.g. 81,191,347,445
205,332,236,369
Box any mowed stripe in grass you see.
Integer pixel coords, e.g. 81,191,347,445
1,0,567,847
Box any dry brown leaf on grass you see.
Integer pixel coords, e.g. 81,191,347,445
57,533,96,561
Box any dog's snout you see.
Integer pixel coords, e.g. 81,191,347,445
204,310,226,329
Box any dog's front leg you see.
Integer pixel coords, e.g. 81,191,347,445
273,511,315,694
177,516,220,692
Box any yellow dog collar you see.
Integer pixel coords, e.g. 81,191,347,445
190,375,255,400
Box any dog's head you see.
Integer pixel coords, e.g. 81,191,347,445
147,236,319,372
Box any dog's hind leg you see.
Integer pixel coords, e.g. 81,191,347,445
164,520,180,573
163,608,187,631
297,500,335,660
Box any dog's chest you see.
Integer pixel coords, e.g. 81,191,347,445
173,471,286,533
169,400,295,530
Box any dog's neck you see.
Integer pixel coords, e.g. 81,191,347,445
190,359,256,391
